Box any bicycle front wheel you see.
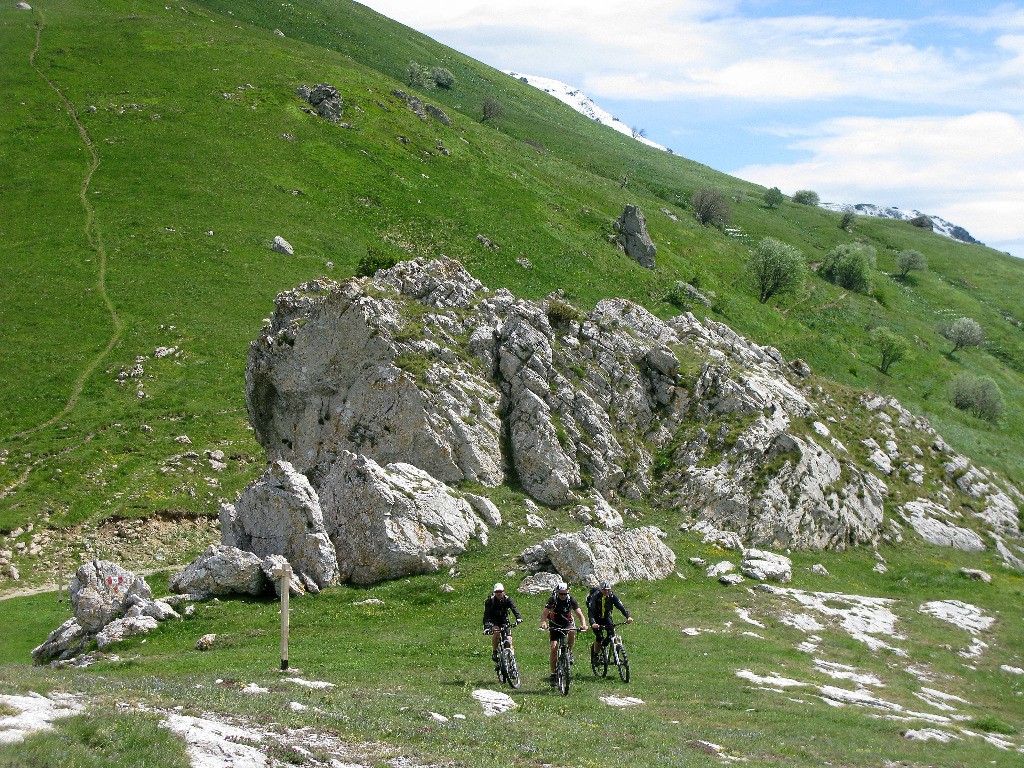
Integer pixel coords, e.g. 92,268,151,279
557,649,570,695
591,644,608,678
615,644,630,683
503,648,520,689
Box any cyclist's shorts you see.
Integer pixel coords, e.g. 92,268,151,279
548,624,575,642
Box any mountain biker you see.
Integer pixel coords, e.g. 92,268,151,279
587,581,632,661
540,582,589,685
483,583,522,661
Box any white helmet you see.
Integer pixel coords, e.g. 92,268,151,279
493,583,505,592
556,582,568,592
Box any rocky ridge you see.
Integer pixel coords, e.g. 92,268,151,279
198,257,1021,589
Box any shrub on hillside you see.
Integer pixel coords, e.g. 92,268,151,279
818,243,877,294
840,211,855,230
942,316,985,352
950,374,1004,422
896,249,927,277
868,326,910,374
691,187,731,228
747,237,805,304
481,95,504,122
430,66,456,89
407,60,433,89
763,187,784,209
357,247,400,277
792,189,820,206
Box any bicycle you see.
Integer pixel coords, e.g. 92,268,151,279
548,624,580,696
486,622,521,689
590,621,630,683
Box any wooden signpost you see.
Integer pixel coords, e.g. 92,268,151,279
279,563,291,671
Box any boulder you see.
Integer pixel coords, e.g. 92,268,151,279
613,205,656,269
517,571,561,594
169,545,267,596
96,616,159,650
31,618,90,665
740,549,792,583
316,451,488,585
222,460,339,588
298,83,344,122
195,633,217,651
900,500,986,551
70,561,153,631
272,236,294,255
705,561,735,579
261,554,308,597
465,493,502,527
719,573,745,586
520,525,675,586
960,568,991,583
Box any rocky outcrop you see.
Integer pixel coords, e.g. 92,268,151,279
318,451,488,584
613,205,656,268
169,545,267,597
33,561,183,664
235,257,1020,578
900,499,985,551
297,83,344,122
70,560,153,631
520,526,676,586
221,460,339,589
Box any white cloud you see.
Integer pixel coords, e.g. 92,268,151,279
733,112,1024,255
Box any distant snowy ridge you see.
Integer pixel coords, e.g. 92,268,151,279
819,203,982,246
505,71,669,152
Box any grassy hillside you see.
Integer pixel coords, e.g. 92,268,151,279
1,1,1023,766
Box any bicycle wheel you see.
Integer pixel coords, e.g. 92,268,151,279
615,643,630,683
504,648,521,689
557,647,570,695
591,643,608,678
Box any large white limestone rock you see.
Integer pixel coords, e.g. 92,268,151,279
69,560,153,632
169,545,267,596
520,525,675,586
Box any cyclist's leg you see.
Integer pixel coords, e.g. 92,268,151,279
492,631,500,658
549,637,559,673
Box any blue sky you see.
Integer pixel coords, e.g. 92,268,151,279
360,1,1024,257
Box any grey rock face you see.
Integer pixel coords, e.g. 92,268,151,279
241,257,1020,562
298,83,344,122
900,499,986,551
613,205,656,269
96,616,159,650
318,451,487,584
740,549,792,583
272,236,294,255
521,525,676,586
169,545,267,596
31,618,90,664
222,460,339,588
70,561,153,631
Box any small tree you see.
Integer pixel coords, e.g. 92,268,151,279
818,243,877,294
429,66,456,89
792,189,820,206
630,126,647,139
869,327,910,374
691,187,731,228
747,237,805,303
896,249,927,277
763,187,784,209
943,317,984,352
407,60,432,89
839,211,855,231
950,374,1004,422
481,95,504,123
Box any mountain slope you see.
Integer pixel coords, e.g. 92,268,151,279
0,0,1022,561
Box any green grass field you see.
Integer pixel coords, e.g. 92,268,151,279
1,1,1023,765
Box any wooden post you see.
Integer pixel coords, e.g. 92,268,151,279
280,563,291,671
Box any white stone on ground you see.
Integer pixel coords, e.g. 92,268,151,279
285,678,335,689
600,695,644,707
160,713,271,768
813,659,883,686
241,683,269,694
1000,665,1024,675
0,693,83,745
735,607,765,628
918,600,994,635
903,728,960,743
471,689,517,716
735,669,808,688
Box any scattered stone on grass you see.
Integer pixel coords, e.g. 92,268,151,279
471,689,517,716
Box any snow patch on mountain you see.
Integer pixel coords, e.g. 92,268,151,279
505,71,669,152
819,203,982,246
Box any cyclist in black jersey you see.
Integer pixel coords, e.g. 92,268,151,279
540,582,589,685
483,583,522,661
587,581,633,660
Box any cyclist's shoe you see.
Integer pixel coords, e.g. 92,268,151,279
568,651,574,665
549,673,556,686
491,651,499,662
591,648,598,665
